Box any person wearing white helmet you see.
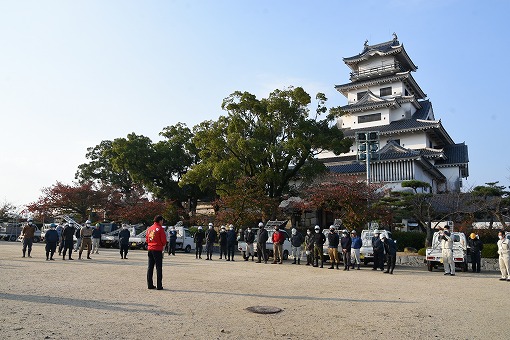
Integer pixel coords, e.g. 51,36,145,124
79,220,94,260
218,226,228,259
381,233,397,274
290,227,304,265
244,225,256,261
372,230,384,271
440,225,455,276
256,222,269,263
194,226,205,259
21,218,37,258
226,225,237,261
313,225,326,268
205,223,217,260
44,223,59,261
167,226,178,256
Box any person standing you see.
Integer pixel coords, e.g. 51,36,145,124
256,223,268,264
44,223,59,261
290,228,304,265
168,226,177,256
119,225,130,259
350,230,362,270
468,233,483,273
21,218,36,258
271,226,285,264
146,215,167,290
327,226,340,270
92,223,101,254
205,223,217,260
304,229,314,266
74,224,81,252
497,231,510,281
218,226,228,259
79,220,93,260
441,226,455,276
340,230,352,271
226,225,237,261
381,234,397,274
194,226,205,259
313,225,326,268
62,223,75,260
56,223,64,255
244,226,256,261
372,230,384,271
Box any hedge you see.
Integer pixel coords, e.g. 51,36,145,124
481,244,498,259
392,231,426,252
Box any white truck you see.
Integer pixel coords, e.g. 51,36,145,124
359,229,392,266
237,221,291,260
425,231,468,272
166,225,195,253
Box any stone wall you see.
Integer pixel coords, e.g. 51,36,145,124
396,253,500,271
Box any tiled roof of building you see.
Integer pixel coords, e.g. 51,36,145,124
436,143,469,165
328,162,366,174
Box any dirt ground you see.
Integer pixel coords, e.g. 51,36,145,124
0,242,505,340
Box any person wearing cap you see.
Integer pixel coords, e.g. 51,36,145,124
381,233,397,274
304,229,314,266
340,230,352,271
62,223,75,260
497,231,510,281
44,223,59,261
92,223,101,254
226,225,237,261
21,218,37,258
467,233,483,273
271,225,285,264
194,226,205,259
119,225,130,259
218,225,228,259
146,215,167,290
256,222,269,263
244,226,256,261
313,225,326,268
167,226,178,256
372,230,384,271
440,225,455,276
327,226,340,269
290,228,304,265
205,223,217,260
79,220,93,260
350,230,362,270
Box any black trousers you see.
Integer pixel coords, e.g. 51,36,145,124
257,243,267,262
62,240,73,258
471,251,481,272
373,252,384,270
120,244,129,257
219,243,227,258
22,238,33,255
196,244,203,257
147,250,163,289
206,242,214,257
45,242,57,259
169,240,176,255
227,243,235,260
386,254,396,273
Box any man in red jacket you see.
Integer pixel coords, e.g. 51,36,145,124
271,226,285,264
146,215,167,290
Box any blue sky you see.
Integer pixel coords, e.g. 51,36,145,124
1,0,508,207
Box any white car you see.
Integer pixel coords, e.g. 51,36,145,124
359,229,392,265
425,231,468,272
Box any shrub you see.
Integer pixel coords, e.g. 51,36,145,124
417,247,426,256
481,244,498,258
392,231,426,251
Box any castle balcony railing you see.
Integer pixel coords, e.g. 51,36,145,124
350,62,405,81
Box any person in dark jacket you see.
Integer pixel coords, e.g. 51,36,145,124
119,226,130,259
290,228,304,265
372,230,384,271
313,225,326,268
194,226,205,259
468,233,483,273
226,225,237,261
44,223,59,261
62,224,75,260
381,234,397,274
74,226,81,252
304,229,314,266
218,226,228,259
244,227,256,261
167,226,178,256
205,223,217,260
327,226,340,269
340,230,352,271
256,222,268,264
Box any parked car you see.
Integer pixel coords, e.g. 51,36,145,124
359,229,392,265
425,231,468,272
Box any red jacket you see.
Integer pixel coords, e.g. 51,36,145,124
272,230,285,244
146,223,167,251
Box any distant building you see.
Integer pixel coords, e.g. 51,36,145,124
319,34,469,193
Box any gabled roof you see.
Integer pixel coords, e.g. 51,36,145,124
343,36,418,72
340,89,420,113
334,71,427,99
435,143,469,166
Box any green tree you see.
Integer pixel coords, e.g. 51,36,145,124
181,87,351,211
472,182,510,229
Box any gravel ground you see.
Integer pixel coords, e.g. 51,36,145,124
0,242,505,340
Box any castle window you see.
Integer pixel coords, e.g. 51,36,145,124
358,113,381,124
357,91,367,100
380,87,392,97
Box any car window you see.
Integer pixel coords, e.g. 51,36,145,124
453,234,460,242
185,230,190,237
